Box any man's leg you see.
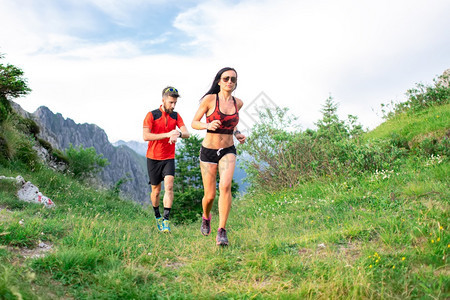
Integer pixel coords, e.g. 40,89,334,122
161,175,174,232
162,175,174,217
151,183,163,231
151,183,162,210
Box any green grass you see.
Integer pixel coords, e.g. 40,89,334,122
0,151,448,299
365,103,450,142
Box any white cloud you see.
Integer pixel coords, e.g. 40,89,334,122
173,0,450,130
2,0,450,142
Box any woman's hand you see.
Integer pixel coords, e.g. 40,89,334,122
207,120,222,131
235,132,246,144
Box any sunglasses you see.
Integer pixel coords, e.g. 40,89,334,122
165,87,178,93
221,76,237,83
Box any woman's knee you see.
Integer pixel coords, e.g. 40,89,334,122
203,191,216,202
219,181,232,193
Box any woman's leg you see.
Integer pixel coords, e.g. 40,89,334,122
200,161,218,219
217,154,237,229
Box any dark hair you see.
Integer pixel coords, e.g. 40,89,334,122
201,67,237,99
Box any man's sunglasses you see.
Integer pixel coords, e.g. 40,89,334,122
165,87,178,93
221,76,237,83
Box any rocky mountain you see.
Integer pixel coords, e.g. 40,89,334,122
113,140,147,157
13,104,149,204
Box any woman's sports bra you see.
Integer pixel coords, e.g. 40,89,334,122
206,94,239,135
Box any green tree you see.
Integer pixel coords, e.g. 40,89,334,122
174,134,203,192
0,54,31,123
65,144,109,180
172,135,204,223
315,95,348,141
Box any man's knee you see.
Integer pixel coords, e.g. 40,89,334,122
164,184,173,193
151,185,161,196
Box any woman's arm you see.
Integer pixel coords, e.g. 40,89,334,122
191,95,221,131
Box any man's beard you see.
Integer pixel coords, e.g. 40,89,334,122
163,106,174,113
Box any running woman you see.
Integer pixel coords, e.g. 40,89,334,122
143,86,190,233
191,67,246,246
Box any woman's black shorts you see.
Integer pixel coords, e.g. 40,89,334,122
147,158,175,185
200,145,237,164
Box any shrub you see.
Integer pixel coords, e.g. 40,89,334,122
416,135,450,157
172,188,204,224
0,98,9,124
37,138,52,152
0,133,10,164
240,101,373,191
0,116,40,169
382,71,450,119
52,148,69,165
14,136,40,170
65,144,109,180
17,117,40,137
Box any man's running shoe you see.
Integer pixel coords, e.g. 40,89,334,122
216,228,229,246
201,215,211,236
155,217,163,231
162,219,171,233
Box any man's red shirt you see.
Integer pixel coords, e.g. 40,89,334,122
143,106,185,160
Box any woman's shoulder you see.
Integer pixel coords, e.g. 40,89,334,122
201,94,216,105
234,97,244,109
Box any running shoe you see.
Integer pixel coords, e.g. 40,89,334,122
216,228,229,246
155,217,163,231
162,219,171,233
201,215,211,236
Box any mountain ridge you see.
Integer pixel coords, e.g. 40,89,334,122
12,102,149,204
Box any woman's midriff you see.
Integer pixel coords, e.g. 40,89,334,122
202,133,234,149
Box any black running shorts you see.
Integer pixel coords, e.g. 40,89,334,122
147,158,175,185
200,145,237,164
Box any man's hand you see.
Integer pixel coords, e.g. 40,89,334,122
168,130,180,144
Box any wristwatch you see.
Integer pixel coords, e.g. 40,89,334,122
178,130,182,137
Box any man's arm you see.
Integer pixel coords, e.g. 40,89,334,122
143,127,178,141
178,125,190,139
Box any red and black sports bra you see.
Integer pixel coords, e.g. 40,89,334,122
206,94,239,135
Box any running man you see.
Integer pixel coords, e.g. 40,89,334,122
143,86,190,232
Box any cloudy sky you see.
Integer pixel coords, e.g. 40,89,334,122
1,0,449,142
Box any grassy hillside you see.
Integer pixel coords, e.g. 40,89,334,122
365,103,450,146
0,103,448,299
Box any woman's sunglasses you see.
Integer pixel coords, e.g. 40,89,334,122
221,76,237,83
